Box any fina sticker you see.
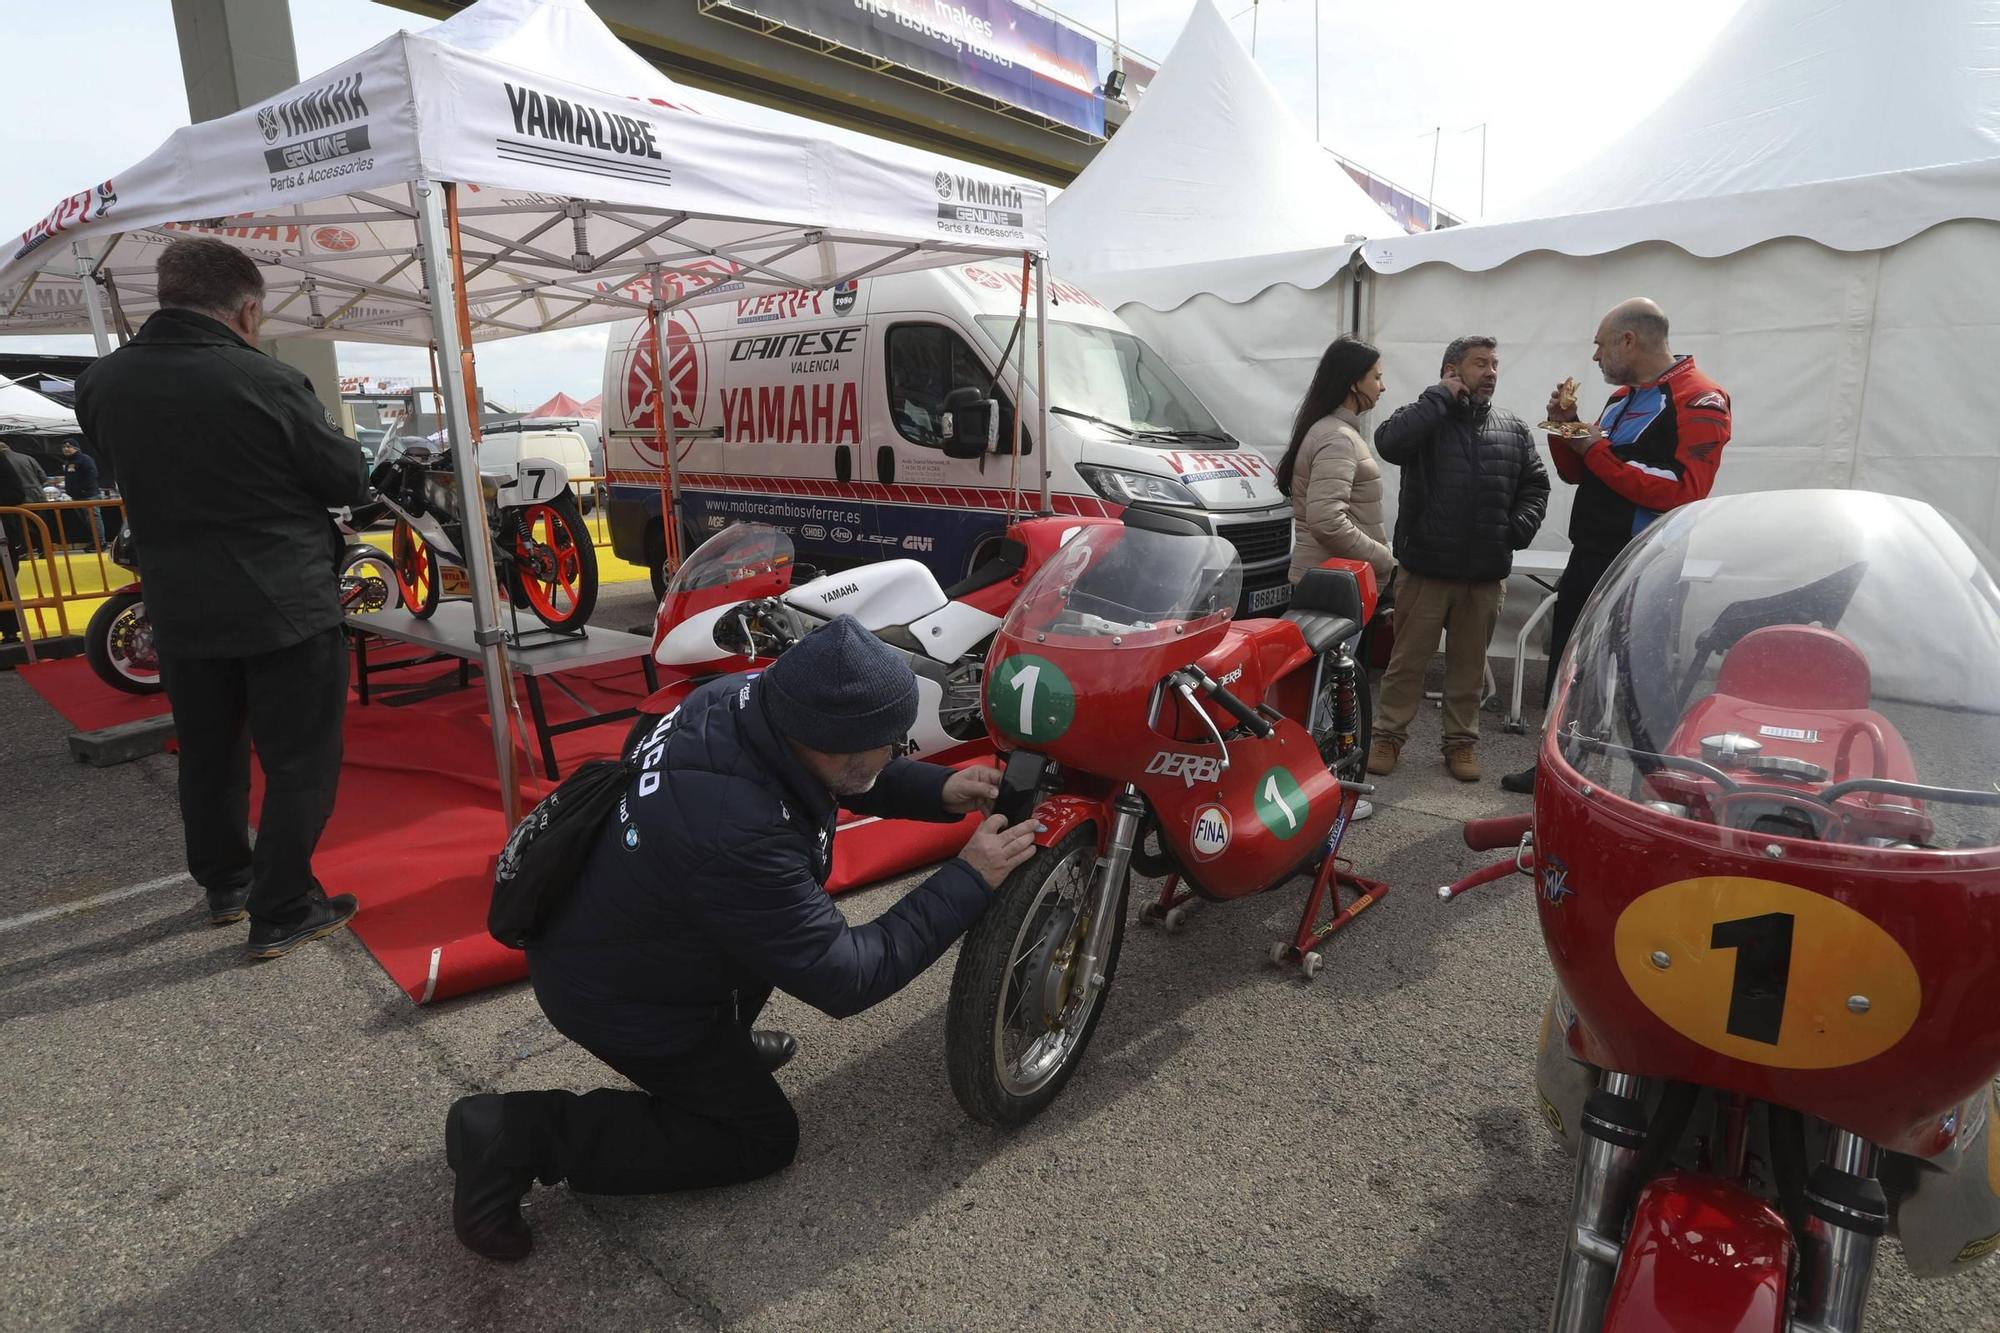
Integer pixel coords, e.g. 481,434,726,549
1190,804,1231,860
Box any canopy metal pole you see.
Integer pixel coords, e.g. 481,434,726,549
1034,254,1052,517
72,242,113,356
648,267,685,573
414,177,521,824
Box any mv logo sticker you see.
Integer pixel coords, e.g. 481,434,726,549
1146,750,1224,788
623,310,706,464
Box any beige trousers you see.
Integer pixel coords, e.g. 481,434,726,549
1373,567,1504,751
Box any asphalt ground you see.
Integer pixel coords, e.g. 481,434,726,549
3,581,1997,1331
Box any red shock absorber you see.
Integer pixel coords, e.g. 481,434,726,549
1333,654,1359,757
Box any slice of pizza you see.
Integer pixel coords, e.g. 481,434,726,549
1555,377,1579,414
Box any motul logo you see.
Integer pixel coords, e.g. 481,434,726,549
1147,751,1223,788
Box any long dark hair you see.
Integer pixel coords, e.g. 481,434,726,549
1277,334,1381,496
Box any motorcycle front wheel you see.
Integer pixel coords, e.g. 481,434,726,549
946,825,1128,1128
392,519,440,619
84,590,163,694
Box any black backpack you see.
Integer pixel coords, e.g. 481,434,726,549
488,757,633,949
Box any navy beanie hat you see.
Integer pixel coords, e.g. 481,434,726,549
761,615,919,753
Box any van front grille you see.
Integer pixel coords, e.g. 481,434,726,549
1220,518,1293,567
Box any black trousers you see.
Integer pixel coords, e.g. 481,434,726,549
156,627,348,927
503,1006,800,1195
1541,547,1622,708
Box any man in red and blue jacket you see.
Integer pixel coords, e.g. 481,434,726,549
1502,298,1730,793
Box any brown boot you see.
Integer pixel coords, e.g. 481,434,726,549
1366,738,1402,776
1444,745,1482,783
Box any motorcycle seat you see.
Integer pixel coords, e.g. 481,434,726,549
1284,610,1359,656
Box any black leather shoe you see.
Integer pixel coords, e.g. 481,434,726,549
446,1094,534,1262
1500,764,1538,795
752,1029,798,1073
246,893,358,959
206,886,251,925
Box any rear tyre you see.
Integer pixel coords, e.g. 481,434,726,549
339,542,399,614
392,519,440,619
507,494,598,630
946,825,1127,1128
85,590,163,694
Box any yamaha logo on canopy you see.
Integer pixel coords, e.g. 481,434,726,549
259,73,372,173
936,173,1028,238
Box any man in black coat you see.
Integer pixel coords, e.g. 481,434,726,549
76,238,368,957
446,615,1040,1261
1368,335,1549,783
59,440,103,547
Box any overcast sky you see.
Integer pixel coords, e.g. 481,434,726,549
1,0,1750,407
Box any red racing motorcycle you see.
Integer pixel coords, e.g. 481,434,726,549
945,507,1385,1127
1441,490,2000,1332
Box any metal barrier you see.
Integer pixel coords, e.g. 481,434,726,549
584,475,612,549
0,497,130,654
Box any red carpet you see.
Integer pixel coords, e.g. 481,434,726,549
19,651,991,1003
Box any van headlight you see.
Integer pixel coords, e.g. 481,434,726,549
1076,465,1201,508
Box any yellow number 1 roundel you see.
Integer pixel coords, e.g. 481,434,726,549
1614,876,1921,1071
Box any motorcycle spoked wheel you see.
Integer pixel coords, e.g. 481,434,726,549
946,825,1128,1128
84,590,163,695
339,543,399,615
392,519,440,619
506,495,598,630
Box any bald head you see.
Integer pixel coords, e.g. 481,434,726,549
1592,298,1675,386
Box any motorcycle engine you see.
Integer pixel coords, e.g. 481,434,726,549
939,657,986,741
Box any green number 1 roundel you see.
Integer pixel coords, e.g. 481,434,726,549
988,654,1076,745
1256,766,1309,839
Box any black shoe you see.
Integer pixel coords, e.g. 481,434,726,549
1500,764,1538,795
446,1094,534,1262
246,893,358,959
752,1029,797,1073
206,886,251,925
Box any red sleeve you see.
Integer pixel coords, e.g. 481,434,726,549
1549,438,1587,484
1581,386,1730,511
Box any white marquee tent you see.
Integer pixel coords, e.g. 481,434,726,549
0,0,1053,811
0,377,79,438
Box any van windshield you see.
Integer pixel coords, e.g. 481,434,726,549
975,317,1230,442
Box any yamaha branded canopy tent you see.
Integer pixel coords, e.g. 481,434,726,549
0,0,1054,818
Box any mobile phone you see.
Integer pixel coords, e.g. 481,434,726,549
995,750,1048,827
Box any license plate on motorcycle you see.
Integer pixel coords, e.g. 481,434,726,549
1249,585,1291,613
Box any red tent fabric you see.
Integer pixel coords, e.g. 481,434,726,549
529,391,598,419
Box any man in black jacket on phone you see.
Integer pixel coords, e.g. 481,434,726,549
1368,336,1549,784
76,238,368,957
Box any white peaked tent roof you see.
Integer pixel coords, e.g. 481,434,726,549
0,377,80,436
0,0,1049,344
1048,0,1390,311
1363,0,2000,274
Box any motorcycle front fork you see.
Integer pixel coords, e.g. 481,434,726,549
1065,785,1144,1015
1549,1073,1885,1333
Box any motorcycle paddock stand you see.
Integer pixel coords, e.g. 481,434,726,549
1141,875,1202,933
1270,794,1389,981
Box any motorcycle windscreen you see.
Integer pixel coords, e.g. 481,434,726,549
1553,488,2000,851
654,522,795,644
994,523,1240,654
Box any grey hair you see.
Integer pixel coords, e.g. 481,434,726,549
1441,335,1498,374
1607,305,1670,348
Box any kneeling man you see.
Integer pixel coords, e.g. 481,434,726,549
446,616,1037,1259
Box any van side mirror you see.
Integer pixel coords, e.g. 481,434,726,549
940,387,997,460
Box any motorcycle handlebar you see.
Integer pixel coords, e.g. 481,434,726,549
1463,814,1532,851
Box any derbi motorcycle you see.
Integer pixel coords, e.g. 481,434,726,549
1441,490,2000,1332
84,518,393,695
644,517,1088,759
944,507,1384,1128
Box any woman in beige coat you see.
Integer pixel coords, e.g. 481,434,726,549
1279,334,1392,588
1278,335,1389,817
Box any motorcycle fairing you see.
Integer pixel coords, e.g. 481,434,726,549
1602,1173,1792,1333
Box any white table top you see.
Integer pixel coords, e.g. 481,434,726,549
346,602,654,677
1511,548,1572,579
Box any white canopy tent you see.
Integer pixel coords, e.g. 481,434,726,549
0,0,1053,815
1046,0,1385,457
0,377,80,437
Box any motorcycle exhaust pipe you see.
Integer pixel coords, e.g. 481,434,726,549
1066,785,1145,1012
1548,1071,1649,1333
1792,1128,1888,1333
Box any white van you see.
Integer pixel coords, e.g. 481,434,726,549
599,262,1292,608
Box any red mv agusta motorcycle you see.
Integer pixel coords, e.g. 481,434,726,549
1442,490,2000,1332
945,507,1385,1127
